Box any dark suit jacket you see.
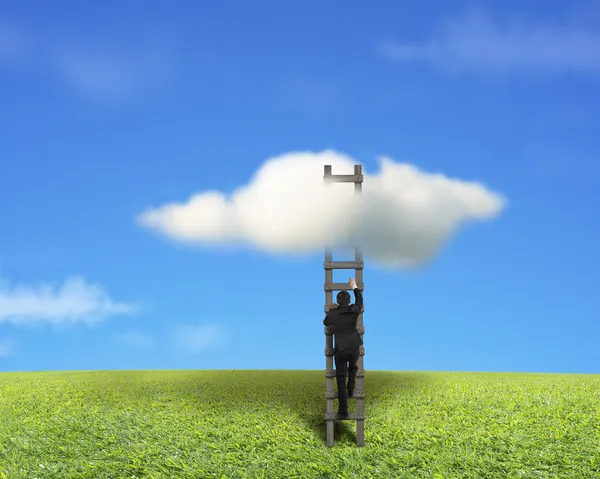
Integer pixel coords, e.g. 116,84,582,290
323,288,363,352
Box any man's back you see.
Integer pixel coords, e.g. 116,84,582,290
323,288,363,352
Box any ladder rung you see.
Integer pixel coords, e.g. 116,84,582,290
325,305,364,312
325,390,365,399
325,326,364,334
324,346,365,356
324,261,364,270
323,174,363,183
325,412,366,421
324,282,364,292
326,369,365,378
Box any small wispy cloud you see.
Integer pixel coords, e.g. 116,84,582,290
273,74,346,118
0,17,176,100
0,276,137,326
522,142,600,183
114,330,155,350
0,21,28,60
169,323,226,355
54,49,174,100
0,338,14,357
379,10,600,75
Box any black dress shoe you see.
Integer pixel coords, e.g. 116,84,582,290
347,390,354,397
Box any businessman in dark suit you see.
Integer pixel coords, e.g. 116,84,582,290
323,277,363,417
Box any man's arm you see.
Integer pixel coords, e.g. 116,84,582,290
348,277,363,313
350,288,363,314
353,287,363,311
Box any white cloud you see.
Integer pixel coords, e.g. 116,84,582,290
169,323,226,354
379,10,600,75
114,330,154,350
138,150,506,268
0,276,137,326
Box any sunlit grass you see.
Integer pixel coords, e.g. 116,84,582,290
1,370,599,478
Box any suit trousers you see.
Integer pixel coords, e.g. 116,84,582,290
334,346,360,414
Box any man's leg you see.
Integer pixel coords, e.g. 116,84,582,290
334,350,349,415
347,347,360,395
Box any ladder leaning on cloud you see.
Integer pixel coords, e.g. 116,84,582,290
323,164,366,447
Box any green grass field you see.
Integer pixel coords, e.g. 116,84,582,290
0,370,599,478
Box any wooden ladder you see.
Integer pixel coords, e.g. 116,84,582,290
323,164,365,447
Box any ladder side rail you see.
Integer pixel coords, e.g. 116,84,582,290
353,164,365,447
324,165,336,447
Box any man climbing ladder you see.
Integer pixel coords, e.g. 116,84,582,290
323,278,363,417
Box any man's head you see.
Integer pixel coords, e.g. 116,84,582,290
336,290,351,307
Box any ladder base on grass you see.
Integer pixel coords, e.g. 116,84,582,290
325,416,365,447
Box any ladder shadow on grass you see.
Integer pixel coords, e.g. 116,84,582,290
286,370,433,446
112,370,434,447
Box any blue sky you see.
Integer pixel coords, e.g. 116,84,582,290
1,1,599,374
